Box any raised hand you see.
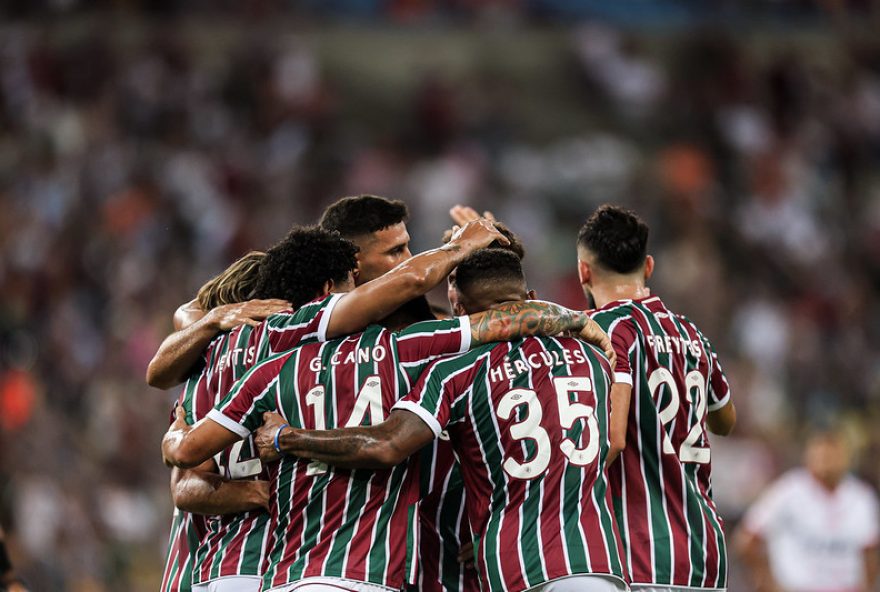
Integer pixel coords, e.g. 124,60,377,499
448,219,509,253
450,205,496,226
206,299,291,330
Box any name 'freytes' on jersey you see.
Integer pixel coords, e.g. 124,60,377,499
489,347,589,383
645,333,702,358
308,344,389,372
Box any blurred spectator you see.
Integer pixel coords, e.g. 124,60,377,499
735,430,880,592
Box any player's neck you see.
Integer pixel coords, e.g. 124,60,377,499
589,281,651,309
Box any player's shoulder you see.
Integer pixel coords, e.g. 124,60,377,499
589,301,636,326
265,294,337,327
841,474,880,503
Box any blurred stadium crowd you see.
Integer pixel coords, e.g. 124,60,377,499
1,7,880,591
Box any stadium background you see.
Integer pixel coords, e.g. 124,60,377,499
1,1,879,590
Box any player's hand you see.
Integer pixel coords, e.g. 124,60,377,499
457,541,475,568
162,404,191,466
206,299,291,331
578,318,616,369
450,205,496,226
254,412,288,463
3,579,30,592
250,480,271,512
172,402,188,430
448,219,509,253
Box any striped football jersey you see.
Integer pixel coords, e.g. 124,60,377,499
409,440,480,592
160,376,215,592
160,507,207,592
591,296,730,588
394,336,628,592
183,293,344,586
207,318,471,591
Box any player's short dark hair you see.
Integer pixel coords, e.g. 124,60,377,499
454,249,525,297
253,226,358,309
319,195,409,239
577,204,649,274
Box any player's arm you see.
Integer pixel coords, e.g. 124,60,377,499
704,337,736,436
170,462,270,516
325,219,507,339
146,298,289,389
707,400,736,436
606,382,631,464
468,301,614,362
734,529,783,592
258,409,435,470
864,543,879,591
0,525,28,592
163,405,243,469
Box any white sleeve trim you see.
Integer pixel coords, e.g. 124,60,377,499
707,392,731,412
393,400,443,438
206,409,251,439
456,315,472,353
316,293,345,342
614,372,633,386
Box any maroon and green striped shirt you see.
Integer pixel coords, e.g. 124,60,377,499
395,336,627,592
168,294,343,588
591,296,730,589
208,318,471,591
409,441,480,592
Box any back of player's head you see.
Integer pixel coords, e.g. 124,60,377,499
453,248,527,313
577,204,649,274
253,226,359,309
319,195,409,239
196,251,265,311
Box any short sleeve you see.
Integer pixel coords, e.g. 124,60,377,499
855,486,880,547
207,354,287,438
258,293,345,356
705,341,731,412
595,315,638,386
393,355,473,438
394,316,470,369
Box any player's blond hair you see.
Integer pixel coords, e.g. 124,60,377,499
196,251,266,311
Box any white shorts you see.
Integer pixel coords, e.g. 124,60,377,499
632,587,727,592
269,576,396,592
192,575,262,592
526,574,629,592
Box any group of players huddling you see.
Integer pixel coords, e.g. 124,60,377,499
150,195,736,592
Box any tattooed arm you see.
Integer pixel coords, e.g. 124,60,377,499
325,219,508,339
264,410,435,470
467,300,614,364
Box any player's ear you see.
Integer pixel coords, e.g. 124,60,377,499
322,279,334,296
527,289,538,300
577,259,591,286
453,302,467,317
644,255,654,281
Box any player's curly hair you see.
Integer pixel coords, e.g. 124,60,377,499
577,204,649,274
196,251,265,311
253,226,359,309
319,195,409,238
454,248,525,297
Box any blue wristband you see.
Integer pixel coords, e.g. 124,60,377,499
273,424,289,454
